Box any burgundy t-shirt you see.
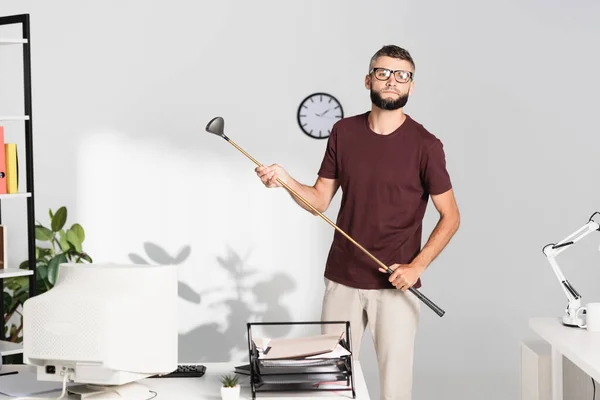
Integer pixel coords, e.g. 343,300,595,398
317,112,452,290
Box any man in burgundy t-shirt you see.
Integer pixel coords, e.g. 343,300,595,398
317,111,453,290
255,45,460,400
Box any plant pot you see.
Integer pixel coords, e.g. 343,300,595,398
221,385,240,400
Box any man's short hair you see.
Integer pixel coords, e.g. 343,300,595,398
369,45,415,72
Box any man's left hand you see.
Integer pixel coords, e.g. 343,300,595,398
379,263,425,291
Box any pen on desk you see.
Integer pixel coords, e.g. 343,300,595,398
0,371,18,377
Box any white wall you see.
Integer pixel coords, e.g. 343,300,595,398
2,1,600,399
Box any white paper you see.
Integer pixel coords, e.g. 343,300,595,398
0,371,69,396
259,344,352,366
306,343,351,359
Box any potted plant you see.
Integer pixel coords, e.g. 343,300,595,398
220,374,240,400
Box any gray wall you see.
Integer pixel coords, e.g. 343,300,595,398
2,1,600,399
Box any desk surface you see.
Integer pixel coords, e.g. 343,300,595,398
530,316,600,382
0,361,370,399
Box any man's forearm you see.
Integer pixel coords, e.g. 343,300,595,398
412,213,460,271
283,178,323,215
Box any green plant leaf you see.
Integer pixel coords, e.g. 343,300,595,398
66,230,82,253
19,260,28,269
59,230,70,252
51,207,67,232
38,248,53,259
49,208,54,220
81,253,93,263
35,225,54,241
70,223,85,243
5,276,28,291
36,279,47,294
11,290,30,310
47,257,59,286
47,254,67,286
36,264,48,281
220,374,239,387
3,291,13,310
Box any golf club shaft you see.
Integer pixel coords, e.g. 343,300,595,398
225,137,445,317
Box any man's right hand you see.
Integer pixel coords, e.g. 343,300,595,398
255,164,290,188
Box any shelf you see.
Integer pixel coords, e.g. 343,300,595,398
0,339,23,356
0,116,29,121
0,13,35,347
0,38,27,45
0,193,31,200
0,268,33,279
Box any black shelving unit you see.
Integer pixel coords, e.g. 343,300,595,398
246,321,356,399
0,13,37,360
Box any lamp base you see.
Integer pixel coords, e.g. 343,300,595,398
562,314,585,328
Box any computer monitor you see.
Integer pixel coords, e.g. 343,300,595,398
22,262,178,399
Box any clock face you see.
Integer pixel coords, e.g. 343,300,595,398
297,92,343,139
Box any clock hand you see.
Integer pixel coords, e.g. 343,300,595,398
314,109,331,117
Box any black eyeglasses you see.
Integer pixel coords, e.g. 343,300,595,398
370,68,413,83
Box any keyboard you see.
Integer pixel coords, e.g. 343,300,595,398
151,364,206,378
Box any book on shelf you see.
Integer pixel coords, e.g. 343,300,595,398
5,142,18,194
0,126,18,194
0,225,6,270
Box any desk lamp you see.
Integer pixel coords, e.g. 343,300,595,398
542,212,600,327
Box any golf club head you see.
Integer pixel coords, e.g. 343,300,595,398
206,116,228,140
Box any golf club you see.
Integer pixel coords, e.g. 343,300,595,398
205,116,445,317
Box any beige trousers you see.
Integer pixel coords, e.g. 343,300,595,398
321,277,421,400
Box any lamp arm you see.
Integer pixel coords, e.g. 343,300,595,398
542,212,600,326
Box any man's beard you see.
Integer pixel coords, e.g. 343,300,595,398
370,87,409,110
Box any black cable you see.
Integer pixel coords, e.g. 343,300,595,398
592,377,596,400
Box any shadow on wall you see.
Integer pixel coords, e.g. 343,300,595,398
128,242,202,304
128,243,295,362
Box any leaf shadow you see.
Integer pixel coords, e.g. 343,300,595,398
128,243,201,304
179,246,296,362
127,243,297,362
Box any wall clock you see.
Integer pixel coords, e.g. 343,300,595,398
297,92,343,139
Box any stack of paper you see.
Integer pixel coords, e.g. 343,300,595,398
255,331,347,360
242,329,353,392
260,344,351,367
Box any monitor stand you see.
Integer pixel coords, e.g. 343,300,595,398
68,382,153,399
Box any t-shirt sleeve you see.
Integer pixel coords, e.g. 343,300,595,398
317,125,338,179
421,139,452,195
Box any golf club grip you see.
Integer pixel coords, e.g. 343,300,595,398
384,269,444,316
387,269,446,317
409,287,445,317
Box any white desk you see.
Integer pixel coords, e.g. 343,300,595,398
0,361,370,399
530,317,600,400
